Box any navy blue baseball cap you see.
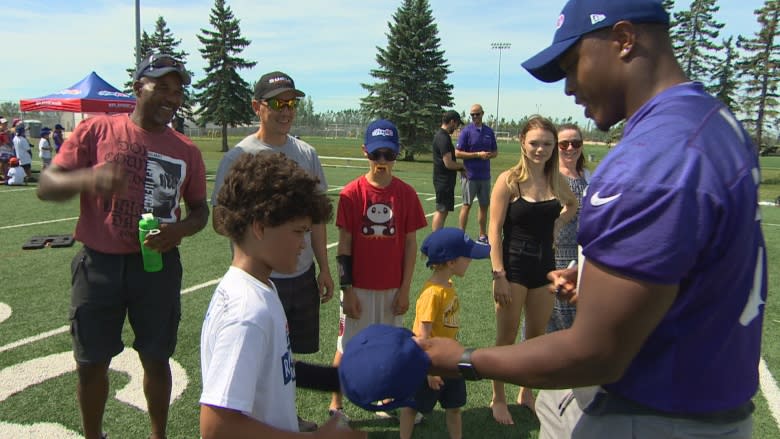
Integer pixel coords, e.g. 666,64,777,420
135,53,191,85
421,227,491,267
522,0,669,83
364,119,400,154
339,324,430,411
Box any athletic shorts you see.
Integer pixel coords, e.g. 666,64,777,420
538,388,753,439
461,177,490,206
504,239,555,289
337,287,404,353
271,264,320,354
434,178,456,212
413,376,466,413
69,246,182,364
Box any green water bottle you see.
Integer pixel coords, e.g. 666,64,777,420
139,213,163,272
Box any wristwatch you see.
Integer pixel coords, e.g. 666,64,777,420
457,348,481,381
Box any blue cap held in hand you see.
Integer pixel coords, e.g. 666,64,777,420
338,324,430,411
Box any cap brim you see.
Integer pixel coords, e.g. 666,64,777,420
140,67,192,86
261,87,306,99
468,241,491,260
521,36,580,83
366,141,399,154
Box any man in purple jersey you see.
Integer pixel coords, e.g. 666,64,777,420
455,104,498,242
417,0,766,437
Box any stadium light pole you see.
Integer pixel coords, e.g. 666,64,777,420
491,42,511,137
135,0,141,65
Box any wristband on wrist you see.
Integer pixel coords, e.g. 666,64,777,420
491,269,506,280
336,255,353,289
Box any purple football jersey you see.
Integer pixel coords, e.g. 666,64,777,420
579,82,766,414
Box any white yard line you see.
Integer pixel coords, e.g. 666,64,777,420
760,358,780,428
0,217,79,230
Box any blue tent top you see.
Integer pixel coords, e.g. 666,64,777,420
20,71,136,113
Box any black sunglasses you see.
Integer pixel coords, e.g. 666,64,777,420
470,112,483,117
558,139,583,149
367,149,398,162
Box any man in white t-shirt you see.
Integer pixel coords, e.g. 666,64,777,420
12,124,32,181
211,70,332,432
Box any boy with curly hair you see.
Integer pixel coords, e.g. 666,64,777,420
200,152,365,438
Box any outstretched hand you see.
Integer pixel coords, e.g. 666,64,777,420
414,336,464,378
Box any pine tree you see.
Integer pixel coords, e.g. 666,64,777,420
712,36,740,114
361,0,454,160
662,0,676,27
737,0,779,152
671,0,725,90
193,0,257,152
125,17,195,121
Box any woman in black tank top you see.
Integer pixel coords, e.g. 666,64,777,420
487,116,578,425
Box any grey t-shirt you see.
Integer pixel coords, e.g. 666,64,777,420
212,134,328,278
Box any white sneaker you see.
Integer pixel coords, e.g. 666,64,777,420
414,412,425,425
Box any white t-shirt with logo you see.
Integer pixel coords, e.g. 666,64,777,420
200,266,298,431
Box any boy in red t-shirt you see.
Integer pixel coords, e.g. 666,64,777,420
328,119,427,420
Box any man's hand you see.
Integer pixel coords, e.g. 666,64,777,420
89,163,126,196
144,222,184,253
415,336,464,378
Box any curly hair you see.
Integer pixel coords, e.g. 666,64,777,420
214,152,333,241
506,115,564,199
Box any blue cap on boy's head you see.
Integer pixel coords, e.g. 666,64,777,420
421,227,491,267
339,324,430,411
40,127,51,136
364,119,400,154
522,0,669,83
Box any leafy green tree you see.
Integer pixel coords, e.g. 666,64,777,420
193,0,256,152
712,36,740,113
671,0,725,90
361,0,454,160
125,17,195,120
737,0,779,151
0,101,20,119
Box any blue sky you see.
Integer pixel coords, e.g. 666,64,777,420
3,0,768,126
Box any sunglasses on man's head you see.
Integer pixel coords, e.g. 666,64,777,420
264,97,299,111
367,149,398,162
145,54,185,73
558,139,583,150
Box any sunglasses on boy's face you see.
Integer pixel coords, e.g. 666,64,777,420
263,97,299,111
558,139,583,150
367,149,398,162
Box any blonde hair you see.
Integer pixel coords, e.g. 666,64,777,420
505,115,568,201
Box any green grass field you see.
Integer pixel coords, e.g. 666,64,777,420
1,135,778,438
